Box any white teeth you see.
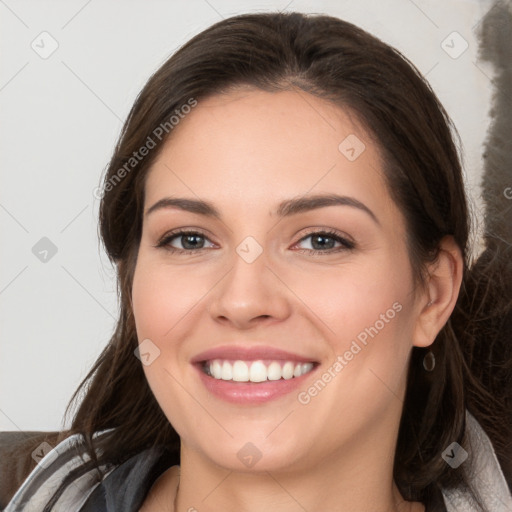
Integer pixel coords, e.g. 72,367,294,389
232,361,249,382
282,361,294,380
300,362,314,375
221,361,232,380
249,361,267,382
301,363,312,375
206,359,314,382
267,361,282,381
212,360,222,379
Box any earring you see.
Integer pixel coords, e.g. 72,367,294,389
423,350,435,371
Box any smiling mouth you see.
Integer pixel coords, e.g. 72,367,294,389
201,359,317,383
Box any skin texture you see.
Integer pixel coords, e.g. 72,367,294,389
133,88,462,512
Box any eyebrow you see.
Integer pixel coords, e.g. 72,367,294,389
145,193,379,225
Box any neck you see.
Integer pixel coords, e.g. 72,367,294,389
172,418,419,512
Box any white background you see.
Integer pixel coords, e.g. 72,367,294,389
0,0,496,430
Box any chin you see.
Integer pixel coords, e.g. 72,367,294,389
187,431,308,473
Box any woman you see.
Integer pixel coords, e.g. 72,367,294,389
4,11,511,512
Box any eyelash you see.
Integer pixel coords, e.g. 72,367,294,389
154,228,355,255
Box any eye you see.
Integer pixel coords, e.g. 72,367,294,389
155,230,215,254
155,228,355,255
293,229,355,254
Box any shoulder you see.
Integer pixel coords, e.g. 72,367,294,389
1,429,116,512
441,411,512,511
2,428,177,512
0,431,64,508
79,440,177,511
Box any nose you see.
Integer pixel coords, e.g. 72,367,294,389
207,244,292,330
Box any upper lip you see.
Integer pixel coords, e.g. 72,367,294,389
191,345,319,364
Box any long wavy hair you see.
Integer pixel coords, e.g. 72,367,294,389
51,11,510,511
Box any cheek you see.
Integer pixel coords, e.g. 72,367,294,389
295,265,414,423
131,258,203,438
131,258,188,396
303,252,416,398
299,257,412,347
131,256,208,342
132,270,168,337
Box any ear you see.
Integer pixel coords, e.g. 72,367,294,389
412,236,464,348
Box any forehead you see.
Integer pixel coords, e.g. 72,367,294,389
144,88,392,217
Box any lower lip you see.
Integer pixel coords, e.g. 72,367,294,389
195,364,318,404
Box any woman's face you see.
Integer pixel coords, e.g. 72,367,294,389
131,88,428,472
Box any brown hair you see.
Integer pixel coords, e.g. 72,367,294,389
52,11,509,510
